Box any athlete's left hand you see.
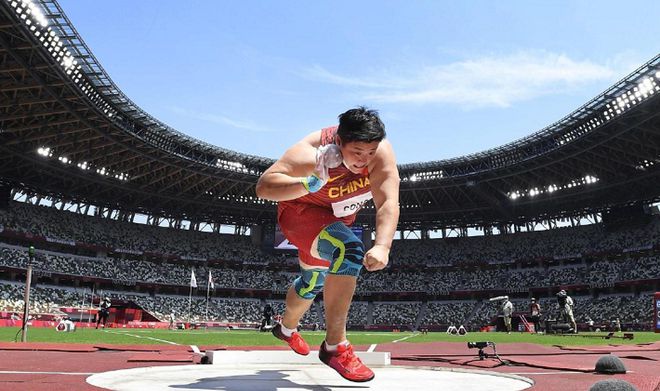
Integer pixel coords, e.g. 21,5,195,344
364,244,389,272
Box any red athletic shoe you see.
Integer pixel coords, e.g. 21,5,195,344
319,341,375,382
271,323,310,356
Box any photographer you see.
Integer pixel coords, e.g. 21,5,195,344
96,296,111,329
260,303,274,331
556,290,577,333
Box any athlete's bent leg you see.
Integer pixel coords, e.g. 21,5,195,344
274,268,324,355
282,285,315,330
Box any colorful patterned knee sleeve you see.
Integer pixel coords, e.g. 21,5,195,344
316,221,364,277
294,269,326,299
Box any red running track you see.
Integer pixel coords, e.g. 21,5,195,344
0,341,658,390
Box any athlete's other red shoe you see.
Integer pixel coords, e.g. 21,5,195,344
319,341,375,382
271,323,310,356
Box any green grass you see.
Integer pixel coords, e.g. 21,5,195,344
1,327,659,347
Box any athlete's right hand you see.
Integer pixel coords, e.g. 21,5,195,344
314,144,343,182
301,144,343,193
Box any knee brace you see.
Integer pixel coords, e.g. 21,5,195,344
294,268,326,299
316,221,365,277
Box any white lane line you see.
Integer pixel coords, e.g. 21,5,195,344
107,329,416,338
0,370,96,375
103,330,179,345
367,344,377,352
509,371,585,375
509,371,636,375
392,333,419,343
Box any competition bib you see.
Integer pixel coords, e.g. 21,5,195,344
331,191,373,218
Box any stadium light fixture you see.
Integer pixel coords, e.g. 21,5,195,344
402,170,444,182
114,172,129,181
36,147,51,157
635,159,656,170
62,56,74,69
57,156,71,164
604,71,659,122
216,159,249,173
507,175,598,201
27,0,48,27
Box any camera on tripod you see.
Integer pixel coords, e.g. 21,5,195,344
467,341,493,349
467,341,499,361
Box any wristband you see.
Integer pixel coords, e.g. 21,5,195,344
301,174,324,193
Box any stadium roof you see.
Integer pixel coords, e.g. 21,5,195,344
1,0,660,230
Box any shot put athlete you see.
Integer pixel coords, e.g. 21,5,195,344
256,107,400,382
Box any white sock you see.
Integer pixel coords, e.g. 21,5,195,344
325,340,349,351
280,324,297,337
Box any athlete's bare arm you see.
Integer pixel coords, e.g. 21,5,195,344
256,131,322,202
363,140,400,271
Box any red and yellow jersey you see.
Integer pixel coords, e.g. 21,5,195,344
279,126,372,225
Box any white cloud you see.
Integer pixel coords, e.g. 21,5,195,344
303,51,621,108
169,106,274,133
301,64,391,88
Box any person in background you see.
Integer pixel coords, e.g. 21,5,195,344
261,303,274,331
169,312,176,330
96,296,111,329
502,296,514,334
557,290,577,333
529,297,542,333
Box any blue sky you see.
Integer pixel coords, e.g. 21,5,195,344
59,0,660,164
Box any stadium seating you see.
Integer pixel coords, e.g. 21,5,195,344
1,202,658,329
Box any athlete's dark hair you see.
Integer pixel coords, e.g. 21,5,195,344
337,106,385,143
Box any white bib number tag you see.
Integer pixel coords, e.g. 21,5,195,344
331,192,373,218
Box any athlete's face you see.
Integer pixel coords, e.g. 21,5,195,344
338,140,380,174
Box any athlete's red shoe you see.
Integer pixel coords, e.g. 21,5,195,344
319,341,375,382
271,323,310,356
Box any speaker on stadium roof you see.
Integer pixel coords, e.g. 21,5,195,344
0,184,10,210
588,379,638,391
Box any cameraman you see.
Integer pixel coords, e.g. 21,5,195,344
556,290,577,333
261,303,274,331
96,296,111,329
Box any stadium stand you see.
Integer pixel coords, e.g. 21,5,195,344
1,201,658,331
